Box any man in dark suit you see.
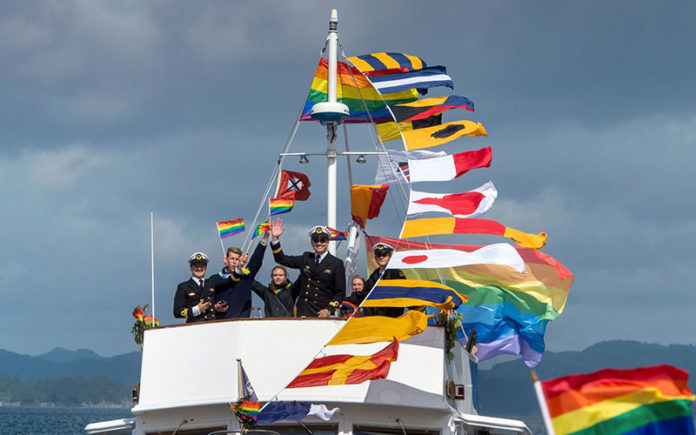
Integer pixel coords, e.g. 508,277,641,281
269,218,345,318
173,252,242,323
210,231,267,319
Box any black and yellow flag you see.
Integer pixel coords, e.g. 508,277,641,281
402,120,487,150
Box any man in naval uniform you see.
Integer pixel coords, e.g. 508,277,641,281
269,218,345,318
173,252,242,323
364,242,406,317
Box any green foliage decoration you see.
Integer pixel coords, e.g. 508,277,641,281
437,310,463,361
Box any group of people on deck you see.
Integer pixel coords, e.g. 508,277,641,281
173,218,401,323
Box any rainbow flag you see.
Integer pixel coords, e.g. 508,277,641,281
367,236,574,368
537,365,695,435
217,219,245,239
269,194,295,216
326,226,347,241
252,221,271,239
238,400,261,421
301,59,418,124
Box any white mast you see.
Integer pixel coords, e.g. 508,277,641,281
150,210,155,324
310,9,349,255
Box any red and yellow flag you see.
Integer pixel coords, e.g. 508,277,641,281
351,184,389,228
400,217,547,249
287,339,399,388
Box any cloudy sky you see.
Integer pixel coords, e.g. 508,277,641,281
1,0,694,358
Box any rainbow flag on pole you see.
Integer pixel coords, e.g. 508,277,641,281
301,59,418,124
534,365,695,435
217,219,245,239
235,400,261,423
269,193,295,216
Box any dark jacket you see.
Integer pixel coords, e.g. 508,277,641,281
211,241,266,319
251,280,295,317
173,273,241,323
271,241,345,317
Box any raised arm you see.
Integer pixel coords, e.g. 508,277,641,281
245,231,269,280
270,218,305,269
251,279,269,298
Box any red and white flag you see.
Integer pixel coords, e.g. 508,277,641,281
407,181,497,217
387,243,525,274
276,170,311,201
409,147,492,183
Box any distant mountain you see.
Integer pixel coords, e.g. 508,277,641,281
0,374,131,406
37,347,101,364
478,340,696,417
0,348,141,387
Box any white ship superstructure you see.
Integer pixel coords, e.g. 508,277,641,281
86,319,530,434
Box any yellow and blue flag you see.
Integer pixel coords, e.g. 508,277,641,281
347,52,426,73
362,279,467,310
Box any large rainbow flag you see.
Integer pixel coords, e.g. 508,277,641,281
537,364,695,435
367,236,574,368
300,59,418,124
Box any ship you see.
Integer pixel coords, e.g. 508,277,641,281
86,9,539,435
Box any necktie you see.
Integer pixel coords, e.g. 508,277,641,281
315,254,320,264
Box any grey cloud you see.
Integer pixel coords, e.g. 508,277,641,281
1,0,695,356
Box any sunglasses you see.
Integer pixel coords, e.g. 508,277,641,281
374,251,392,258
311,236,329,243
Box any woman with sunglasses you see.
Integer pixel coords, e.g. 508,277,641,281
269,217,346,318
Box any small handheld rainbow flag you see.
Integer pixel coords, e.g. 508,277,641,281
252,221,271,239
269,192,295,216
326,226,347,241
217,218,245,239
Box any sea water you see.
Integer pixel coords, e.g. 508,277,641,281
0,406,132,435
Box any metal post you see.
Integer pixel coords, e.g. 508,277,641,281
150,210,155,327
326,9,339,254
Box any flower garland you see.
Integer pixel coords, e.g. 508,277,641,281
436,310,463,361
131,304,160,350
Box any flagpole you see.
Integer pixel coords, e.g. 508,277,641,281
150,210,156,329
219,234,226,258
237,358,244,399
531,370,556,435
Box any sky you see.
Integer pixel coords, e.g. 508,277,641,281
1,0,695,358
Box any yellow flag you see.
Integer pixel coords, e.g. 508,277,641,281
403,120,487,150
327,310,429,345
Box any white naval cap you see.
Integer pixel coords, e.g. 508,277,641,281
373,242,395,254
308,225,331,237
187,251,209,265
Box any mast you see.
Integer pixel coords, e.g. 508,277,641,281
310,9,349,255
